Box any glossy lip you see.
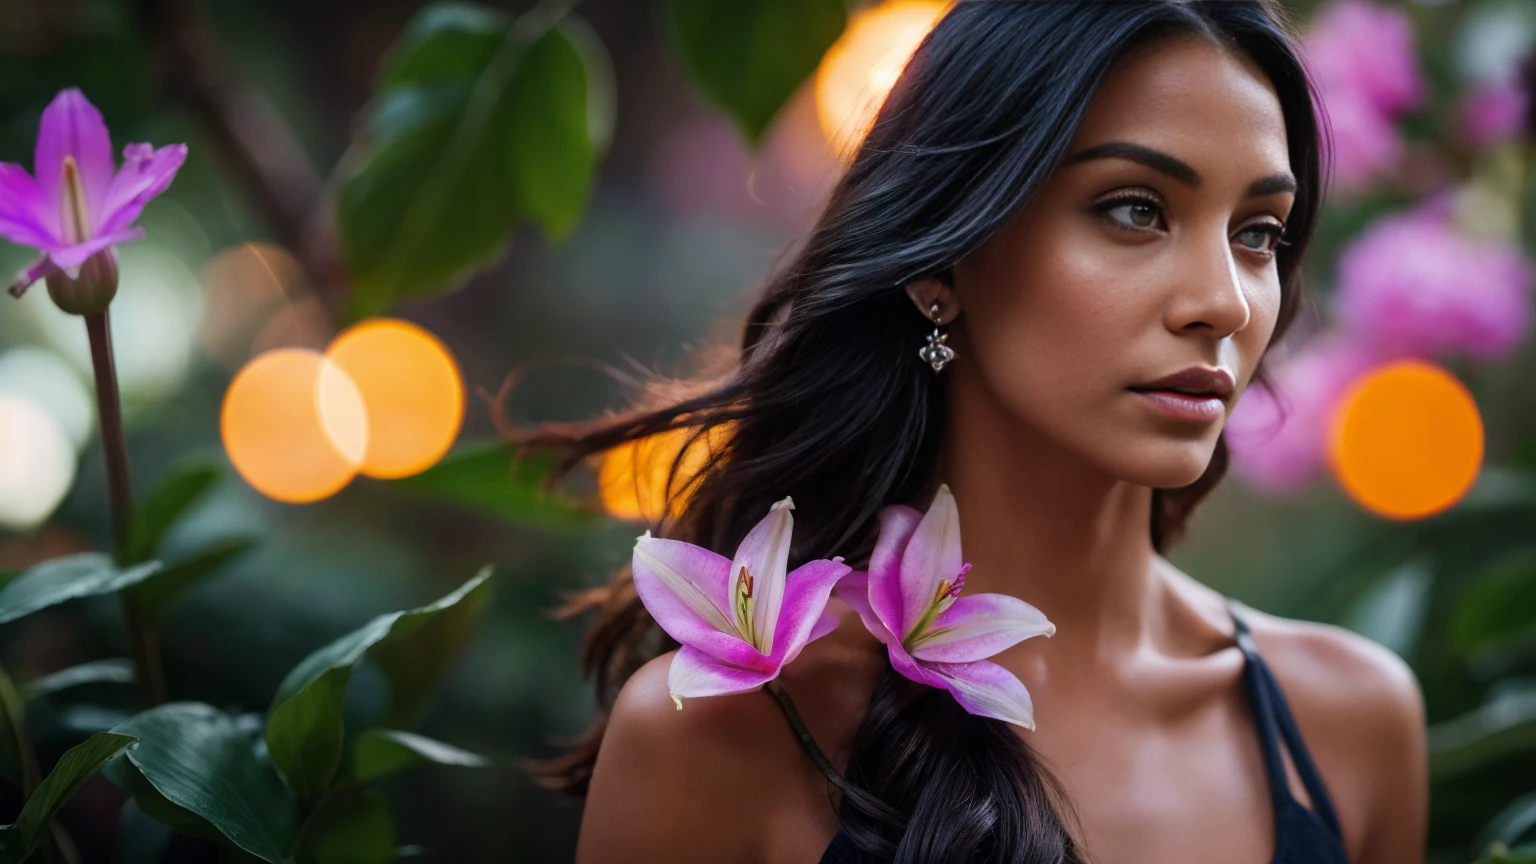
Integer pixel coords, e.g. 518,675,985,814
1127,366,1235,425
1128,366,1236,401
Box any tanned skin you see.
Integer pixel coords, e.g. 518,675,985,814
577,34,1428,864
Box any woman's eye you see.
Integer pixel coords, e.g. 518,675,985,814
1097,197,1163,231
1235,223,1286,254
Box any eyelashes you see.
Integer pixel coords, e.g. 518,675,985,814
1090,192,1289,256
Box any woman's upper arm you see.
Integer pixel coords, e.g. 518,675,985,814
1355,644,1428,864
575,653,778,864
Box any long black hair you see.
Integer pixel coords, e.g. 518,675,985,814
524,1,1327,860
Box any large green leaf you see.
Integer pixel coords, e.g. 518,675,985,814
1453,548,1536,658
266,569,493,801
129,537,256,619
25,659,135,701
1430,686,1536,781
339,3,608,318
126,460,222,565
390,443,594,531
302,788,396,864
663,0,847,145
102,755,228,846
0,554,162,625
0,732,136,861
109,703,296,863
350,728,488,783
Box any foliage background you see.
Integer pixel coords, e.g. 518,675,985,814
0,0,1530,861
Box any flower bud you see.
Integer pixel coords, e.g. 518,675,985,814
45,248,119,315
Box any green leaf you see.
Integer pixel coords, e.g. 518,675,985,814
126,460,222,565
350,728,488,783
339,4,604,318
302,788,396,864
1429,686,1536,780
0,661,36,792
102,755,228,846
1477,791,1536,850
129,537,256,619
390,443,594,531
109,703,295,863
663,0,846,146
0,554,163,625
368,573,495,727
1453,548,1536,657
266,667,349,800
266,568,493,799
25,659,135,701
0,732,136,861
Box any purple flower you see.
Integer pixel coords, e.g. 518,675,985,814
1301,0,1425,194
1303,0,1424,116
834,485,1054,729
1,89,187,308
1227,333,1385,493
1336,207,1534,362
631,497,851,706
1461,76,1531,150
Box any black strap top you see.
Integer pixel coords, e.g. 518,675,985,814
810,601,1352,863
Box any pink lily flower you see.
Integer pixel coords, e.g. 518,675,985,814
835,484,1055,729
631,496,851,708
1,88,187,307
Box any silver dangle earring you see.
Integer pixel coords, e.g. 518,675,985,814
918,301,955,373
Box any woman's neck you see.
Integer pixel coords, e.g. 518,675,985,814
937,360,1160,667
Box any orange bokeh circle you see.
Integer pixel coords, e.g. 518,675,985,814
1328,359,1484,520
325,318,465,480
221,348,368,503
599,425,732,523
814,0,949,157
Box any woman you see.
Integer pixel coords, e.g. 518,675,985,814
528,1,1428,861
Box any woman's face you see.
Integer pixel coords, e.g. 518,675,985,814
948,34,1297,489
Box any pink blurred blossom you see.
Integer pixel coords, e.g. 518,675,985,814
1335,208,1534,362
1301,0,1425,195
1460,77,1531,149
1303,0,1425,116
1227,333,1385,493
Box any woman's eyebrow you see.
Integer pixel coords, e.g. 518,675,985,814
1063,140,1297,197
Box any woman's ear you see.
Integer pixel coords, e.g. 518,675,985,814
905,275,961,325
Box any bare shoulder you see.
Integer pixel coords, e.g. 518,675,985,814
1239,605,1428,863
575,601,887,864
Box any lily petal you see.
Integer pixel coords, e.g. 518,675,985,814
97,143,188,237
49,228,142,271
632,533,771,671
899,484,964,637
767,558,851,665
886,641,948,690
834,570,896,647
867,504,922,640
668,645,776,702
8,258,55,299
34,89,116,235
908,592,1056,663
729,496,794,655
923,658,1037,730
783,609,842,667
0,163,60,250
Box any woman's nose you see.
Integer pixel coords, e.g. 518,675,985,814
1164,231,1252,340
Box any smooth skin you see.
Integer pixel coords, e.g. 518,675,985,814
577,34,1427,864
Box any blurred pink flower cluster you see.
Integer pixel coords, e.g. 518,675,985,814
1460,76,1531,150
1301,0,1424,194
1228,202,1534,492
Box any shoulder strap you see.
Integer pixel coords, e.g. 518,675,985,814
1226,600,1345,839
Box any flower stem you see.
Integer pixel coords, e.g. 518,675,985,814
764,679,848,792
84,311,165,708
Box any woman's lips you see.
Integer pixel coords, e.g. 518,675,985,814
1129,388,1225,423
